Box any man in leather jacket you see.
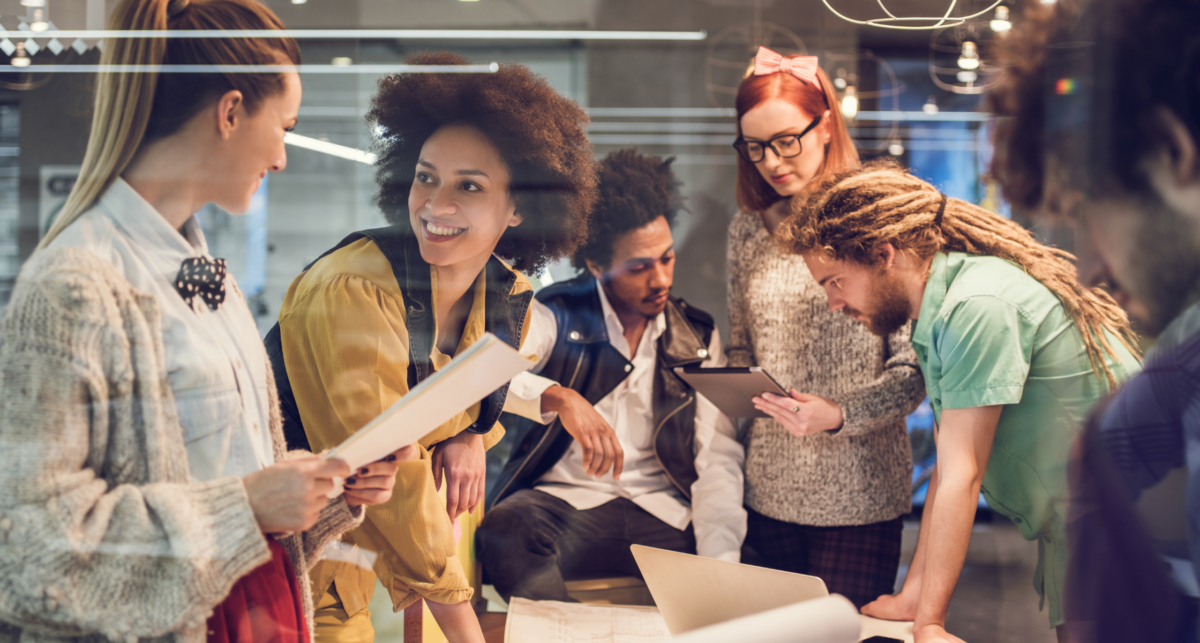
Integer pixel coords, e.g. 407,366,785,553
478,149,746,602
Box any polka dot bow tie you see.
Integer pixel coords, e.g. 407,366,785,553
174,256,228,311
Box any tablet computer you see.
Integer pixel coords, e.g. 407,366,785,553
673,366,789,418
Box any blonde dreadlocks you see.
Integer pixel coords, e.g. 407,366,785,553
776,159,1139,387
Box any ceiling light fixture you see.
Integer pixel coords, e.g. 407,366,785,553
840,85,859,120
956,70,978,83
888,140,905,156
28,8,49,32
11,42,31,67
990,6,1012,33
330,56,352,66
923,96,939,115
957,41,980,70
30,28,708,42
284,132,376,165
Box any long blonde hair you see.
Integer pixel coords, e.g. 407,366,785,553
39,0,299,249
777,160,1140,387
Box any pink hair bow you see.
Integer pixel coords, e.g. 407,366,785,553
753,46,821,90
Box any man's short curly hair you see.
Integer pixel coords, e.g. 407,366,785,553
366,52,598,274
573,149,683,270
987,0,1200,209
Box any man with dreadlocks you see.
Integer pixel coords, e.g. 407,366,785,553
773,159,1140,643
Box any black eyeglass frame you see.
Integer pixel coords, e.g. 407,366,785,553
732,114,824,164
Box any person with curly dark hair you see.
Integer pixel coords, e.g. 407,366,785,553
263,52,597,643
989,1,1200,641
477,149,746,602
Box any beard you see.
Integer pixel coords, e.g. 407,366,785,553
1125,192,1200,336
846,271,911,337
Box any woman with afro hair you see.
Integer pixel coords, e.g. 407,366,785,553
266,52,598,643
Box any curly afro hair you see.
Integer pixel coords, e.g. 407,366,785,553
366,52,598,274
573,149,684,270
987,0,1200,209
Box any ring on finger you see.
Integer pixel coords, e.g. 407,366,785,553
790,405,800,413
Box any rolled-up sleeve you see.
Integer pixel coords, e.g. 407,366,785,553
936,295,1034,410
503,299,560,425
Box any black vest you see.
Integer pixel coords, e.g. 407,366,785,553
486,274,715,509
264,226,533,452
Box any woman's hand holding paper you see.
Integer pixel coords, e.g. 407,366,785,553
343,445,419,508
244,456,352,533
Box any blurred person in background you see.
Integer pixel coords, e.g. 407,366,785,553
989,0,1200,640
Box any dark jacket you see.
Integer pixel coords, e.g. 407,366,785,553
487,273,715,509
263,225,532,451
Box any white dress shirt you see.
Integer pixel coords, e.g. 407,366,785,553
507,281,747,562
49,178,275,482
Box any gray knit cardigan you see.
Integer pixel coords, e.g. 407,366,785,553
727,209,926,527
0,248,363,643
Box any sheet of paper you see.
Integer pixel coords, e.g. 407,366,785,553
325,332,532,471
504,598,672,643
859,615,914,642
670,595,861,643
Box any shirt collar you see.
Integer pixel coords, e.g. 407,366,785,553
912,251,951,352
98,177,211,261
594,278,667,345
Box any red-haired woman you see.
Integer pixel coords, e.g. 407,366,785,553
726,47,926,607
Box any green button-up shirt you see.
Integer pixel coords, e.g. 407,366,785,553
911,252,1139,624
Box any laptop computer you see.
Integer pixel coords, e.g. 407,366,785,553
631,545,914,642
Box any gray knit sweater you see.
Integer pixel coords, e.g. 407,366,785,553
727,209,925,527
0,248,363,643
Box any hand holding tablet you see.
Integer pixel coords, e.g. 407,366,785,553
672,366,789,418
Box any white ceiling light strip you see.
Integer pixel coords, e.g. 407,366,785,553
284,132,375,165
5,29,707,41
0,63,497,73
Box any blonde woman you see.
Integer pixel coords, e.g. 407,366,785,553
0,1,399,641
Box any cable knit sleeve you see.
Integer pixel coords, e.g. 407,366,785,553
834,322,926,437
725,210,757,368
0,250,270,641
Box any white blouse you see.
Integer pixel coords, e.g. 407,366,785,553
49,178,274,482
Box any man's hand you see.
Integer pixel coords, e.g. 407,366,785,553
432,432,485,518
343,445,419,508
244,456,350,533
752,390,844,437
542,384,624,479
861,591,919,622
914,623,967,643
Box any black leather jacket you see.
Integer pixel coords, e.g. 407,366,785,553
487,274,715,509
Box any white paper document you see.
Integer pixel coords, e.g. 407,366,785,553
670,595,861,643
504,598,673,643
324,332,532,471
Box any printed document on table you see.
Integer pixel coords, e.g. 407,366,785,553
324,332,532,471
504,597,672,643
